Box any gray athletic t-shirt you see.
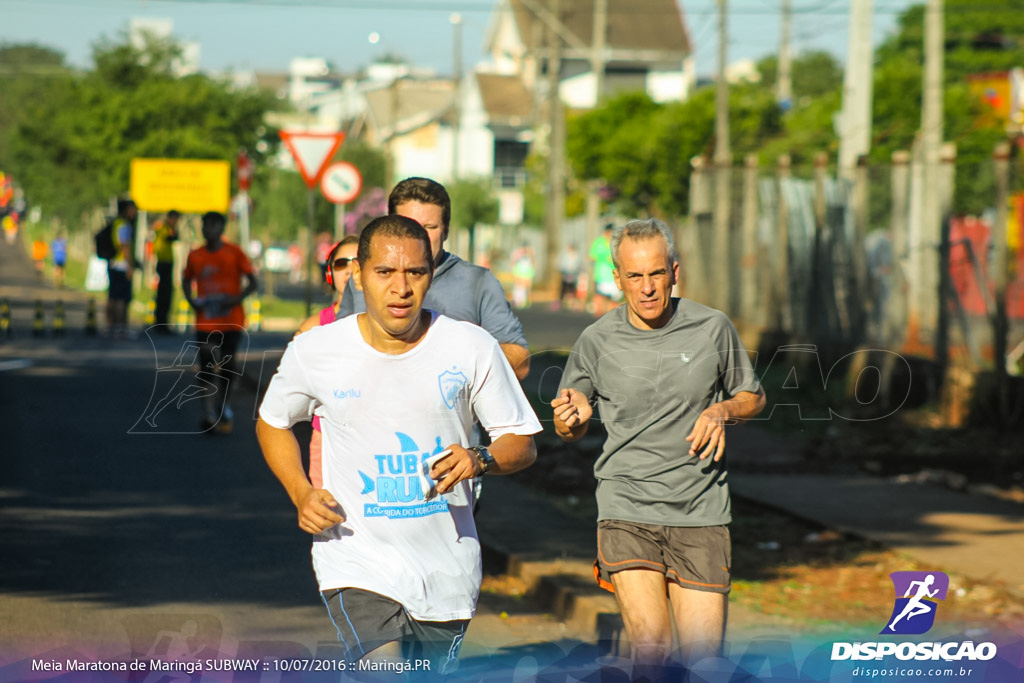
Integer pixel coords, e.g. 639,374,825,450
336,251,528,347
558,299,761,527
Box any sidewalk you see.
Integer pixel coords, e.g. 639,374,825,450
727,426,1024,595
474,424,1024,654
0,235,95,335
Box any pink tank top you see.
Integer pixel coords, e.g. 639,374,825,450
318,305,338,326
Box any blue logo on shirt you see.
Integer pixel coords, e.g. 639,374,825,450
358,432,449,517
438,368,468,410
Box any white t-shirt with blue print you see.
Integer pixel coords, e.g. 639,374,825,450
259,311,541,621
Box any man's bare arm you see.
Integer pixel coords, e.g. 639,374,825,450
181,275,198,311
256,417,343,534
240,272,258,300
500,343,531,381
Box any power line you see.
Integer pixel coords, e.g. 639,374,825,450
0,0,939,16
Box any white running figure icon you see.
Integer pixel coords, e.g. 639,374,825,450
888,574,939,631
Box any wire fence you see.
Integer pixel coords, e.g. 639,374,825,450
676,148,1024,388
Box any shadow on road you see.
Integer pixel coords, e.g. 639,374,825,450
0,355,317,608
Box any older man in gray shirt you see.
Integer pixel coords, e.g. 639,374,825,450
337,177,529,380
551,218,765,676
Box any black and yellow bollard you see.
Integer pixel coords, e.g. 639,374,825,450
1,298,11,339
85,298,98,336
248,297,262,332
175,299,191,334
32,299,45,337
53,300,66,337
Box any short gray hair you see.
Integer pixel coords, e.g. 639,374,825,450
610,218,676,269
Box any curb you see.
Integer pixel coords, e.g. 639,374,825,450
507,556,620,637
479,537,628,654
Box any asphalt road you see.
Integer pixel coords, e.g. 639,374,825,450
0,237,600,679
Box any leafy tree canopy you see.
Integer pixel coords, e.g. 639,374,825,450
4,32,281,225
567,85,780,217
756,50,844,101
0,43,66,69
449,177,499,231
877,0,1024,83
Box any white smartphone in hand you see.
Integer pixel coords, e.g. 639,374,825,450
422,449,453,502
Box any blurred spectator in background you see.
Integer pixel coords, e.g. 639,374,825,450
106,199,138,339
152,210,180,332
2,213,17,245
288,244,303,283
558,243,582,311
589,223,621,317
50,230,68,288
511,241,535,309
31,237,48,275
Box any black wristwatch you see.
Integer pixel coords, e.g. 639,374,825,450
470,446,495,475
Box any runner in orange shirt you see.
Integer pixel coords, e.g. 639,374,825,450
181,211,258,434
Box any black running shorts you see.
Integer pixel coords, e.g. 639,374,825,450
321,588,468,675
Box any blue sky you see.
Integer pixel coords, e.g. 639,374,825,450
1,0,919,78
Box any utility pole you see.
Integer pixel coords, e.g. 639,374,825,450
591,0,608,103
916,0,944,351
544,0,565,293
584,0,609,283
992,142,1011,424
713,0,732,313
838,0,873,179
450,12,463,183
386,76,400,188
777,0,792,109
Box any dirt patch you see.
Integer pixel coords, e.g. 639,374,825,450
480,574,529,599
730,496,1024,632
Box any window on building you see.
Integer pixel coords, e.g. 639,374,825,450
494,139,529,188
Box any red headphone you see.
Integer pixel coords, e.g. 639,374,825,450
324,241,342,286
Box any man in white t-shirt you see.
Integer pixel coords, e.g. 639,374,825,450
257,215,541,675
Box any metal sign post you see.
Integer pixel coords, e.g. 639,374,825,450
278,131,346,315
321,162,363,239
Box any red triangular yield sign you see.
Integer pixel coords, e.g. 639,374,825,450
279,131,346,188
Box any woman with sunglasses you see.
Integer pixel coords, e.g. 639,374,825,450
295,234,360,487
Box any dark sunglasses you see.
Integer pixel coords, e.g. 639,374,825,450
333,257,354,269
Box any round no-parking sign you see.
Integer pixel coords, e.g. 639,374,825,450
320,162,362,204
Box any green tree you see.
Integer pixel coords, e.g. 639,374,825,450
871,0,1023,213
6,32,280,225
877,0,1024,83
449,177,499,262
567,86,780,217
0,44,71,186
250,167,310,244
757,50,844,102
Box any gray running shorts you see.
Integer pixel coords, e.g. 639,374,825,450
595,519,732,594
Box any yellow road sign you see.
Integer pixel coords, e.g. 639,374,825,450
130,159,230,213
